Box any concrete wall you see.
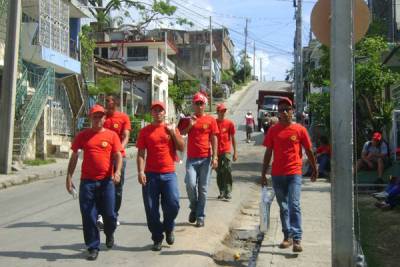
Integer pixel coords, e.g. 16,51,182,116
173,44,207,83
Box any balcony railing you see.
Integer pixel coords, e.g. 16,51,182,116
127,56,148,62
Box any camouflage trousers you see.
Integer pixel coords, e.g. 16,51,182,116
216,153,233,195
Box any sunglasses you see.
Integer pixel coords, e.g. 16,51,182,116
278,107,292,113
194,101,205,106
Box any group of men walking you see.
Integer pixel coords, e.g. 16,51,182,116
65,92,238,260
66,91,317,260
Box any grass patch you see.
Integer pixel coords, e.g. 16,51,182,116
356,195,400,267
23,158,56,166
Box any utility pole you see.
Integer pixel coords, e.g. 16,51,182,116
259,58,262,82
253,41,256,79
209,16,213,112
294,0,303,119
243,18,248,83
331,0,355,265
0,0,21,174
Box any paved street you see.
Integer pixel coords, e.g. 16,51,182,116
0,82,332,267
0,82,264,266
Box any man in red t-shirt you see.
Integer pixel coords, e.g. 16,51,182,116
182,92,219,227
99,95,131,227
65,105,122,261
261,97,317,253
215,103,237,200
136,101,184,251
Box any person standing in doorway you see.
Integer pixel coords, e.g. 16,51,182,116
261,97,317,253
66,104,122,261
215,103,238,200
136,101,184,251
182,92,219,227
97,95,131,228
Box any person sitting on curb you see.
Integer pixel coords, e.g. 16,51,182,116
356,132,390,185
372,176,400,210
304,136,331,178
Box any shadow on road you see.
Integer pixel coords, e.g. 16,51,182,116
0,250,84,261
5,221,82,231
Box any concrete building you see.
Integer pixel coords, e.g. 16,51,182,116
148,28,234,88
0,0,90,160
94,29,177,118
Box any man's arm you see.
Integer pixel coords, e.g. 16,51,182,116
261,148,273,186
211,134,218,169
66,151,79,193
121,129,130,148
168,127,185,151
136,149,147,185
232,133,238,161
305,148,318,182
113,151,122,184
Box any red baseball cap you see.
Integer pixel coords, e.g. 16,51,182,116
192,92,208,104
372,132,382,141
278,97,293,106
89,104,105,115
151,101,166,111
216,103,227,112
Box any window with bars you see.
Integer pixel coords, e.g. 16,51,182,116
38,0,70,56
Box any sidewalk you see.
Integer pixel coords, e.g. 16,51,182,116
257,179,332,267
0,147,137,190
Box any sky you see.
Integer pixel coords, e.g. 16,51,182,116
113,0,318,81
165,0,317,81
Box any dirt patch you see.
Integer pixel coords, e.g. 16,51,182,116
357,195,400,267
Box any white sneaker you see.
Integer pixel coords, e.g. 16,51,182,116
96,215,104,230
116,220,120,226
375,192,388,198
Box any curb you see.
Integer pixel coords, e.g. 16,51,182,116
0,148,138,190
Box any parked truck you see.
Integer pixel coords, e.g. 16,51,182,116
255,83,294,131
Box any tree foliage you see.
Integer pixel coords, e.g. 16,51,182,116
307,36,400,147
79,25,96,79
169,80,200,112
88,77,121,96
87,0,192,32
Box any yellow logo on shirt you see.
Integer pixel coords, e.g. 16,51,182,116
113,123,119,129
101,141,108,148
290,135,297,141
203,124,209,129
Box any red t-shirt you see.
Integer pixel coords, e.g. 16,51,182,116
216,119,236,155
263,123,312,176
71,128,122,180
104,111,131,157
187,114,219,159
316,144,331,156
136,124,180,173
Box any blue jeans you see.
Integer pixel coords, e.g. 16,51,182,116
142,172,180,242
317,154,330,176
272,174,302,241
115,158,127,216
185,157,212,220
79,178,117,251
